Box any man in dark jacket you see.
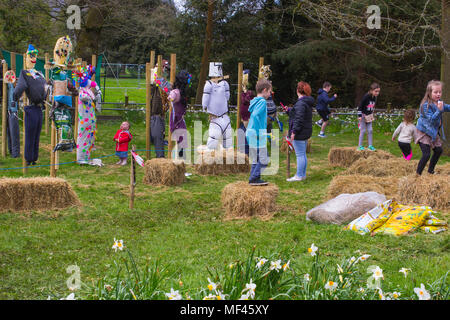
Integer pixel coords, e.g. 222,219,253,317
315,81,337,138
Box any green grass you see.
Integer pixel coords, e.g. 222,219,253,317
0,94,449,299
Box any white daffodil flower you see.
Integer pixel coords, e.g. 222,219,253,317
392,292,401,299
112,238,124,252
207,278,217,291
304,273,311,281
414,283,431,300
242,279,256,299
308,243,318,256
165,288,182,300
203,294,216,300
358,254,371,262
60,293,76,300
324,280,338,291
399,268,411,278
239,292,250,300
256,258,268,269
269,260,282,272
371,266,384,280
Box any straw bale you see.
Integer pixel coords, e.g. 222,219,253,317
342,156,418,177
194,145,249,175
328,147,394,168
221,181,279,220
397,174,450,212
0,177,80,212
327,174,399,200
280,138,311,154
143,158,185,186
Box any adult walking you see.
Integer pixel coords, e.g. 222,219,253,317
287,81,315,182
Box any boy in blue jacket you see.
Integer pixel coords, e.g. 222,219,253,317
315,81,337,137
246,79,272,186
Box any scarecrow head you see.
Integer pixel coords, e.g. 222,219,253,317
53,36,73,66
3,70,16,84
26,44,38,70
73,65,95,88
259,65,272,80
209,62,223,80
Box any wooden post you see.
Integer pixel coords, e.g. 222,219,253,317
258,57,264,80
129,145,136,209
22,53,28,175
50,122,56,177
286,143,291,179
44,53,49,135
72,58,82,165
146,62,151,160
91,55,97,82
235,62,243,151
124,94,129,109
168,53,176,159
1,61,7,158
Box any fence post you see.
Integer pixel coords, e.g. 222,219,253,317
235,62,243,151
168,53,176,159
1,60,7,158
129,144,136,209
258,57,264,80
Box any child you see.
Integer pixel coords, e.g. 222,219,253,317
392,109,417,161
357,83,380,151
415,80,450,175
113,121,132,165
246,79,272,186
315,81,337,138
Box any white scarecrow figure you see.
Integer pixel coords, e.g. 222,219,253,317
202,62,232,150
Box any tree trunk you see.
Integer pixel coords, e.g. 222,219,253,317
354,44,367,107
195,0,214,104
441,0,450,156
75,4,107,61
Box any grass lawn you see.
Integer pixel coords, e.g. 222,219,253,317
0,99,449,299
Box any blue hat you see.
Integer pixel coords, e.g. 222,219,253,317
27,44,38,55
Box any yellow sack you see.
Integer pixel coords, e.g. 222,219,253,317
420,225,448,234
366,201,399,232
423,216,447,227
372,206,432,236
344,200,393,235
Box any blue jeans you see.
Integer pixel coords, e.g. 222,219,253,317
249,147,268,182
292,140,307,178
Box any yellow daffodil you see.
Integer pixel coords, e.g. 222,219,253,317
282,260,290,271
392,292,401,299
112,238,124,252
207,278,217,291
256,258,268,269
165,288,182,300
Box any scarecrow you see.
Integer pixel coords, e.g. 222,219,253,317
13,44,47,165
202,62,232,150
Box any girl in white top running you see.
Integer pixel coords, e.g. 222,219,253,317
392,109,417,160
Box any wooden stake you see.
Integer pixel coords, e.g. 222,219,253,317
73,58,82,165
236,62,243,151
129,145,136,209
168,53,176,159
50,122,56,177
1,61,7,158
91,55,97,82
286,144,291,179
45,53,49,135
22,53,28,175
146,62,151,160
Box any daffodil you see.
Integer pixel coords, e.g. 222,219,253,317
304,273,311,281
207,278,217,291
165,288,182,300
392,292,401,299
242,279,256,299
308,243,318,256
348,256,357,264
269,260,282,272
216,290,226,300
256,258,268,269
337,264,344,274
414,284,431,300
399,268,411,278
282,260,290,271
239,292,250,300
324,280,338,291
358,254,371,262
60,293,76,300
203,294,216,300
112,238,124,252
371,266,384,280
358,287,365,293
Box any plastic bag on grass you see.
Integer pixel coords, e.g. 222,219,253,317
306,192,387,225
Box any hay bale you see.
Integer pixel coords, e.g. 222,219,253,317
194,145,249,175
327,174,399,200
221,181,279,220
143,158,185,186
280,138,311,154
397,174,450,212
435,162,450,175
328,147,394,168
342,156,418,177
0,177,80,212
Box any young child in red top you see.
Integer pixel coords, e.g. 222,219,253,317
113,121,133,165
